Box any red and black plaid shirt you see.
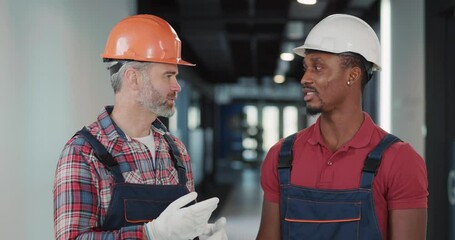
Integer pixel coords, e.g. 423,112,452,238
53,106,194,239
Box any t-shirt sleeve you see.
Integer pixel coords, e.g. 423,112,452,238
381,142,428,210
260,141,283,203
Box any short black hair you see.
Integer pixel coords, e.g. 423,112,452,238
338,52,373,92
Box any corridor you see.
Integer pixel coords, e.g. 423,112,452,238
218,168,263,240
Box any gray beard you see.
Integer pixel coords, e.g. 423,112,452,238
138,81,176,118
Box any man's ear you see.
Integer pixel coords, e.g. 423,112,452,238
123,67,140,91
349,66,362,85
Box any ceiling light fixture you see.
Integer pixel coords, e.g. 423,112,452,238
273,75,285,84
280,53,295,61
297,0,317,5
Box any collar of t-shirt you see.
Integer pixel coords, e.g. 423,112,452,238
132,130,156,167
308,112,374,149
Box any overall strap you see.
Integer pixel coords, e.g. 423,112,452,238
278,133,298,185
77,127,125,183
360,134,401,189
153,121,188,185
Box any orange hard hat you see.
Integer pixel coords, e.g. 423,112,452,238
101,14,195,66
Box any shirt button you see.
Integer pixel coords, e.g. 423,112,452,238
327,161,333,166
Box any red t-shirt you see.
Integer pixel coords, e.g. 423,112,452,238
261,113,428,239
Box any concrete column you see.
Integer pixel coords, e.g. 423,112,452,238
381,0,425,156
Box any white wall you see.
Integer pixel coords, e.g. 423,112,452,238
0,0,135,238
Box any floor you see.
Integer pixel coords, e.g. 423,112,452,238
217,168,263,240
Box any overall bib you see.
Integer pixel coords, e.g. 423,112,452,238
77,122,191,231
278,133,400,240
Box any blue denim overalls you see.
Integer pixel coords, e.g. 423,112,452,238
278,133,400,240
77,121,191,231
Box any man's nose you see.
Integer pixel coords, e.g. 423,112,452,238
300,71,313,85
172,78,182,92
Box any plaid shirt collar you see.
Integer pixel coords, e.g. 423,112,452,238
97,106,168,142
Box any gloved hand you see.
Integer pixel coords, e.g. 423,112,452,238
199,217,228,240
144,192,219,240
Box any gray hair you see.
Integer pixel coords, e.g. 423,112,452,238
106,61,152,93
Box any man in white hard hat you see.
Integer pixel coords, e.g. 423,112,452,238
53,15,227,240
257,14,428,240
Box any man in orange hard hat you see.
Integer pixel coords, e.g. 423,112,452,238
53,15,227,240
257,14,428,239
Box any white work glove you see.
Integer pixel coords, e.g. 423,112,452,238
144,192,219,240
199,217,228,240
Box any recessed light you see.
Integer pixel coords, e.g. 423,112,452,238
297,0,317,5
280,53,295,61
273,75,285,84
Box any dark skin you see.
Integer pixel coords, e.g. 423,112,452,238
256,52,427,240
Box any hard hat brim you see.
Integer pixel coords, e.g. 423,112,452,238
102,55,196,67
293,46,381,71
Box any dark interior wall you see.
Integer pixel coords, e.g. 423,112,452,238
425,0,454,239
446,12,455,240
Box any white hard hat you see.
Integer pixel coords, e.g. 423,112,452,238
294,14,381,71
